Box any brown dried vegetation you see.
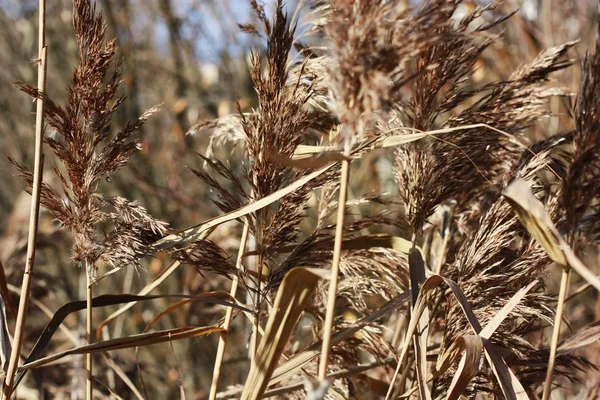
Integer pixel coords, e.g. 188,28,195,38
2,0,600,399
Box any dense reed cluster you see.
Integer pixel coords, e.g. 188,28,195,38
3,0,600,399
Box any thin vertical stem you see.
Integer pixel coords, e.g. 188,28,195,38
1,1,46,397
318,157,350,380
542,267,570,400
209,222,250,400
86,266,93,400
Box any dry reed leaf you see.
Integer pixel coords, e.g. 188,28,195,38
446,335,483,400
387,274,531,400
442,278,530,400
269,291,410,387
240,267,331,400
0,296,12,373
97,260,184,338
102,354,145,400
443,281,538,399
293,145,337,157
503,179,566,265
291,123,520,157
92,377,127,400
154,163,336,251
408,248,431,400
19,325,223,371
246,234,414,256
557,319,600,354
12,291,239,390
274,150,351,169
0,261,15,316
503,178,600,292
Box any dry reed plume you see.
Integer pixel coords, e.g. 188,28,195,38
2,0,600,399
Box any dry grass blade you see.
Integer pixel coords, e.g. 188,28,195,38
240,267,331,400
158,123,517,253
247,234,415,256
557,320,600,354
218,360,394,399
274,151,351,169
0,262,15,316
292,123,524,157
387,274,532,400
154,163,336,251
503,179,593,400
446,335,483,400
96,260,183,337
269,291,410,387
101,354,144,400
408,249,430,400
503,178,600,290
0,297,12,374
12,292,239,391
19,326,224,371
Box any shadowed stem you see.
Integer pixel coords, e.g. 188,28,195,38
86,264,94,400
318,157,350,380
542,266,570,400
1,2,46,397
209,222,250,400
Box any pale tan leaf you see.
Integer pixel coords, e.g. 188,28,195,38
240,268,331,400
502,179,566,265
275,150,351,169
446,335,483,400
270,291,410,386
154,163,336,251
558,319,600,354
386,274,530,400
20,326,223,371
97,260,182,337
503,179,600,292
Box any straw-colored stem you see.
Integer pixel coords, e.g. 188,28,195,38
209,222,250,400
318,157,350,380
542,267,570,400
1,3,46,397
86,265,94,400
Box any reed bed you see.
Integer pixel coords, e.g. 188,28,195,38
1,0,600,399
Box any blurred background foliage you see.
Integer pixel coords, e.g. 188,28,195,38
1,0,599,398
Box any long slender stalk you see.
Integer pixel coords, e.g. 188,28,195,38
209,222,250,400
318,157,350,380
1,2,46,397
86,265,94,400
542,267,570,400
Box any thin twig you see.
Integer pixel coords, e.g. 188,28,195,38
542,267,571,400
209,222,250,400
318,157,350,380
1,1,46,397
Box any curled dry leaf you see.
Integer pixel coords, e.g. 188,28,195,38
386,274,534,400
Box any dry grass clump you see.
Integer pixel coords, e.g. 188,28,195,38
3,0,600,399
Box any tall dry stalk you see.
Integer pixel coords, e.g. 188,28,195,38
1,1,47,397
208,222,250,400
318,157,350,380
